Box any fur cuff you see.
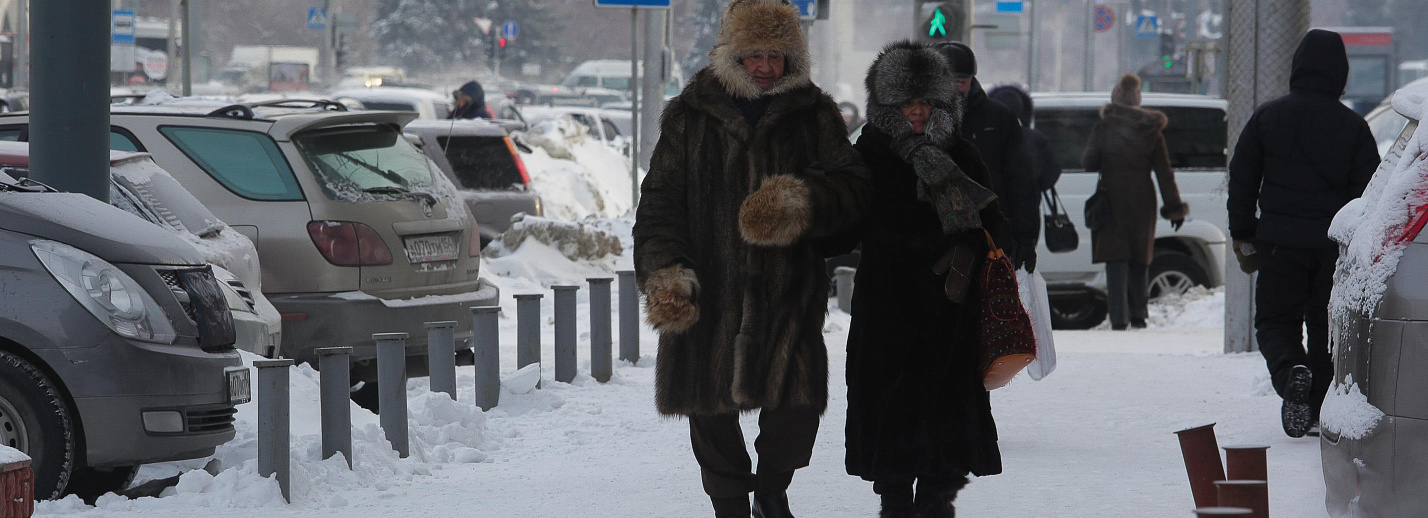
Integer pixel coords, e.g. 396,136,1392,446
1160,202,1190,220
643,266,700,334
739,175,811,246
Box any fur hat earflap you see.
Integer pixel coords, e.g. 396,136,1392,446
709,0,813,100
1111,73,1142,106
864,40,964,146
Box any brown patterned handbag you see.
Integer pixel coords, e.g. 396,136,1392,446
977,230,1037,390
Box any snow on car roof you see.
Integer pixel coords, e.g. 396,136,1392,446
331,86,449,103
1032,92,1228,110
1392,78,1428,120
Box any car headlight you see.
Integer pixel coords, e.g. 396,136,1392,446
31,240,177,344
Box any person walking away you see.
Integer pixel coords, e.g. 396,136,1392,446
1082,73,1189,330
450,80,491,119
988,83,1062,192
632,1,872,516
831,40,1003,518
934,42,1040,273
1227,29,1378,438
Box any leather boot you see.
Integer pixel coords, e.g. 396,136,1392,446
751,491,794,518
712,495,751,518
875,478,916,518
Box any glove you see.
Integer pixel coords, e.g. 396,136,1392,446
739,175,811,246
1232,239,1259,274
643,266,700,334
894,134,934,163
1020,249,1037,273
1171,219,1185,231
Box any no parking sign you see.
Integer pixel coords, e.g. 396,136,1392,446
1093,4,1115,33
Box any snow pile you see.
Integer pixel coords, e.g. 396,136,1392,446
1320,375,1385,440
481,215,631,290
1148,287,1225,329
484,214,624,262
516,118,636,221
0,445,29,466
1328,82,1428,323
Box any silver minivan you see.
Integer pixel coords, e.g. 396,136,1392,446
1322,82,1428,515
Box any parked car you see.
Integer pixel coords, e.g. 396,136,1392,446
403,119,542,247
1363,77,1428,157
0,99,499,383
561,59,685,98
1032,92,1231,328
519,105,632,156
331,86,455,120
0,142,281,357
0,172,247,499
1321,80,1428,517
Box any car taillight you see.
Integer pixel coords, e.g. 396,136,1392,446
504,136,532,186
306,221,393,266
1400,204,1428,243
470,217,483,256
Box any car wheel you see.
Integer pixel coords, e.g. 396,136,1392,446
0,350,77,500
1049,297,1107,330
1148,252,1211,301
66,465,138,503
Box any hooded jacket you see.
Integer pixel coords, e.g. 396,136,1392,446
1227,29,1379,248
633,0,871,416
959,77,1039,269
988,83,1062,192
1082,98,1187,265
451,81,490,119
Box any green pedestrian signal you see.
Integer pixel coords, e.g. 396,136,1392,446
929,8,948,37
1162,54,1174,69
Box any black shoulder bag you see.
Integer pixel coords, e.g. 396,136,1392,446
1043,188,1079,253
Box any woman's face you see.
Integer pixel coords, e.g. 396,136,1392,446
900,98,932,134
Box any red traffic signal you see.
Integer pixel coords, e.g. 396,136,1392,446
498,37,507,48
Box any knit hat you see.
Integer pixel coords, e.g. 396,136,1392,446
708,0,813,99
865,40,964,146
1111,73,1142,106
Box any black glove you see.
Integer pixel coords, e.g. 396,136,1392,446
1021,249,1037,273
1171,219,1185,231
1232,238,1259,274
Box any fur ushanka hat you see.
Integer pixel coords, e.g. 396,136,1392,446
864,40,964,146
709,0,813,99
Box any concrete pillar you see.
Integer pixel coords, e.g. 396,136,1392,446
29,0,109,202
471,306,501,411
553,285,580,383
255,359,293,502
588,278,614,383
617,270,639,364
425,321,458,400
835,267,856,313
374,332,409,458
317,347,352,469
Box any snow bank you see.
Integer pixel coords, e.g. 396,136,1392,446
481,215,631,290
1148,287,1225,329
1329,82,1428,324
1321,375,1385,440
516,118,636,221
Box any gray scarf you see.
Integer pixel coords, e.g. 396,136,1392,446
895,135,997,235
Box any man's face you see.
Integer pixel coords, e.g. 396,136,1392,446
954,75,973,95
742,50,786,91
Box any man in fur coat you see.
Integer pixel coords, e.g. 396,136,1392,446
632,1,871,516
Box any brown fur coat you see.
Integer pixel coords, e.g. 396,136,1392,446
1082,103,1189,264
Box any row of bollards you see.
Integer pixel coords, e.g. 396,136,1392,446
254,271,643,502
1176,423,1271,517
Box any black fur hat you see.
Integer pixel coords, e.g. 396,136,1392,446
865,40,964,146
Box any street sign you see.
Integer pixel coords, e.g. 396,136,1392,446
473,17,493,35
111,10,135,44
792,0,817,20
995,1,1024,14
307,7,328,30
1092,4,1115,33
112,10,136,74
591,0,671,7
501,20,519,39
1136,14,1160,38
982,13,1022,50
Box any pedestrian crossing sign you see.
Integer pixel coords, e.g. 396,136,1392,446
307,7,328,30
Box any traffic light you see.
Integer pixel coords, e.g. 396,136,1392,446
1159,33,1176,69
915,0,966,42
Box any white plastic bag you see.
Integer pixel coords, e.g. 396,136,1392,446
1017,268,1057,380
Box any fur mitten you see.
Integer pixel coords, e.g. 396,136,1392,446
643,266,700,334
739,175,811,246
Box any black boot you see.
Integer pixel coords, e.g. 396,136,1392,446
752,492,793,518
712,495,751,518
915,476,967,518
874,478,916,518
1281,365,1314,438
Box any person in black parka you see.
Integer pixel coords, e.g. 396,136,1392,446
988,83,1062,192
1227,29,1379,438
835,40,1003,518
450,80,491,119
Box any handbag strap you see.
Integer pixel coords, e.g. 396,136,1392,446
982,229,1005,260
1042,188,1068,217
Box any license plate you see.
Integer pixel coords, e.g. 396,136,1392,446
403,234,459,263
227,367,251,404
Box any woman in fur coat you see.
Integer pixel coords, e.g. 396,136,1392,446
832,40,1004,518
1082,73,1190,330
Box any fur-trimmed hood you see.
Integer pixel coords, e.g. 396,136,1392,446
708,0,813,100
1099,102,1167,140
864,40,964,147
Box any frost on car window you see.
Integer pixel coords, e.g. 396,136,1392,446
294,124,436,201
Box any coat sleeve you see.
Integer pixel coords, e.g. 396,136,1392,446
800,99,874,239
1151,133,1185,217
1227,113,1265,240
1347,119,1381,199
632,102,694,289
1032,130,1063,191
1003,122,1041,250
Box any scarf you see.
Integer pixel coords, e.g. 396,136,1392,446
896,135,998,235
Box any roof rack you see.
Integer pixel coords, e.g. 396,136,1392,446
206,98,349,120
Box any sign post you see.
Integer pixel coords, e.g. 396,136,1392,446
593,0,672,206
111,10,136,75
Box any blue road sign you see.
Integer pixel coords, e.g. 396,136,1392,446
791,0,817,19
995,1,1024,13
307,7,328,30
1136,14,1160,38
591,0,671,7
502,20,519,39
112,10,135,44
1093,5,1115,33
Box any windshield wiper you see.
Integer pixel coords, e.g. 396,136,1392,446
362,185,410,196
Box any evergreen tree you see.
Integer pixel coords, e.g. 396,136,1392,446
678,0,728,79
372,0,564,76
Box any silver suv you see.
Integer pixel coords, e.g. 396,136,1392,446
0,100,498,381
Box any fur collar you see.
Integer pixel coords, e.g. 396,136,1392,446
678,68,822,141
1099,103,1168,134
708,0,813,100
864,40,963,147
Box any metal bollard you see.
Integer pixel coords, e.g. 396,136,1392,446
1175,423,1227,508
553,285,580,383
617,270,639,364
316,347,352,469
374,332,410,458
515,293,544,390
588,278,614,383
425,321,458,400
835,266,856,313
1213,480,1268,518
1193,508,1253,517
255,359,293,502
472,306,501,411
1223,445,1269,482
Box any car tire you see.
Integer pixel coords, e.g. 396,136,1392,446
1049,297,1108,330
66,465,138,503
1148,251,1211,301
0,350,77,500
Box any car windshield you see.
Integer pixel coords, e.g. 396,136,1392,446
1366,107,1410,158
1036,105,1228,171
294,124,435,199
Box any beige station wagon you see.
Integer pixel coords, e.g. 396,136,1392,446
0,99,498,382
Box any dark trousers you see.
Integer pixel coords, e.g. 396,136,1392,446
688,407,821,498
1106,261,1149,328
1255,245,1336,413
